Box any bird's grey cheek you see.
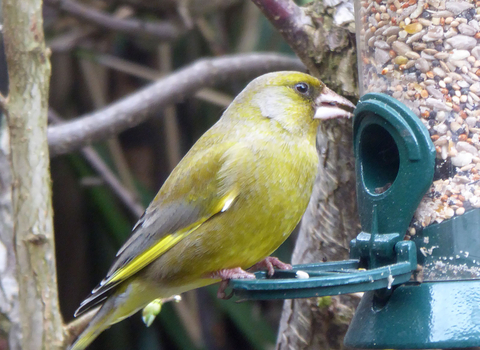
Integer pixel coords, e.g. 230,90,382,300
252,89,289,120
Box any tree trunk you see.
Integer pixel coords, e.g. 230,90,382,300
0,0,65,348
276,119,360,350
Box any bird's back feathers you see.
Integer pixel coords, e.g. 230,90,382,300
74,142,253,316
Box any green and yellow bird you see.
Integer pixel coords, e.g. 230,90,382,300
70,71,354,349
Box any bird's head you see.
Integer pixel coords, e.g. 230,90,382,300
226,71,355,139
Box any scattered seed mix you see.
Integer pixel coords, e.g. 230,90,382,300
356,0,480,232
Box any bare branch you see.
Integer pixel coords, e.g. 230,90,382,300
80,147,145,217
92,52,233,107
47,26,96,53
195,89,232,107
44,0,184,41
158,43,182,170
49,109,145,218
79,59,140,197
48,53,305,156
236,1,261,53
196,17,227,56
94,52,163,81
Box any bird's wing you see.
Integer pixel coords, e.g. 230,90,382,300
75,142,253,316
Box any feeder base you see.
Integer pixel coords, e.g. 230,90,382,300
345,280,480,348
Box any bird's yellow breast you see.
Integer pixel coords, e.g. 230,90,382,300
145,136,319,284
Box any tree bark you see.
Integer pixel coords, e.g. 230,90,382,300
252,0,357,96
0,0,65,348
276,119,360,350
0,119,19,350
250,1,361,349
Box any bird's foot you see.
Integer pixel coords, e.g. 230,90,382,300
210,267,255,299
251,256,292,276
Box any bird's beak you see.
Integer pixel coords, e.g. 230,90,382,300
314,87,355,120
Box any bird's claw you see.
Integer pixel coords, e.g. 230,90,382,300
209,258,291,299
210,267,255,299
217,280,234,299
251,256,292,276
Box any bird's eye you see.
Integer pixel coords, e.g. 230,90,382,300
295,83,309,95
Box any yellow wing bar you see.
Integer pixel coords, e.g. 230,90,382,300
106,189,239,286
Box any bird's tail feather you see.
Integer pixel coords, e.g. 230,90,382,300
69,305,113,350
69,282,154,350
70,278,215,349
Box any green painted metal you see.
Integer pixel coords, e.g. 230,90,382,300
344,280,480,348
346,207,480,348
347,95,480,348
411,207,480,281
351,93,435,269
230,241,415,300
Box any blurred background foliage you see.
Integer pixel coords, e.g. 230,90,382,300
41,0,304,349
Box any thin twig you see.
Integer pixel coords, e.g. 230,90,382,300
47,26,96,53
174,294,204,348
47,5,135,52
44,0,184,41
236,1,261,53
196,17,226,56
80,147,144,217
92,52,233,107
195,89,232,107
49,109,144,218
79,59,139,196
63,308,98,347
47,53,305,156
176,1,194,29
0,93,7,113
158,43,182,170
94,53,162,81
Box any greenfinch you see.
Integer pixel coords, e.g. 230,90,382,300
70,71,354,349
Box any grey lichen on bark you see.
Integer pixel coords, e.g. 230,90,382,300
1,0,65,348
0,121,20,350
250,0,361,349
304,0,358,97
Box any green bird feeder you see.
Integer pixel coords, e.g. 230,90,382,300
230,92,480,348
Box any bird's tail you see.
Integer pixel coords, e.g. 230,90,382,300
69,281,158,350
69,278,214,349
69,297,145,350
69,312,108,350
